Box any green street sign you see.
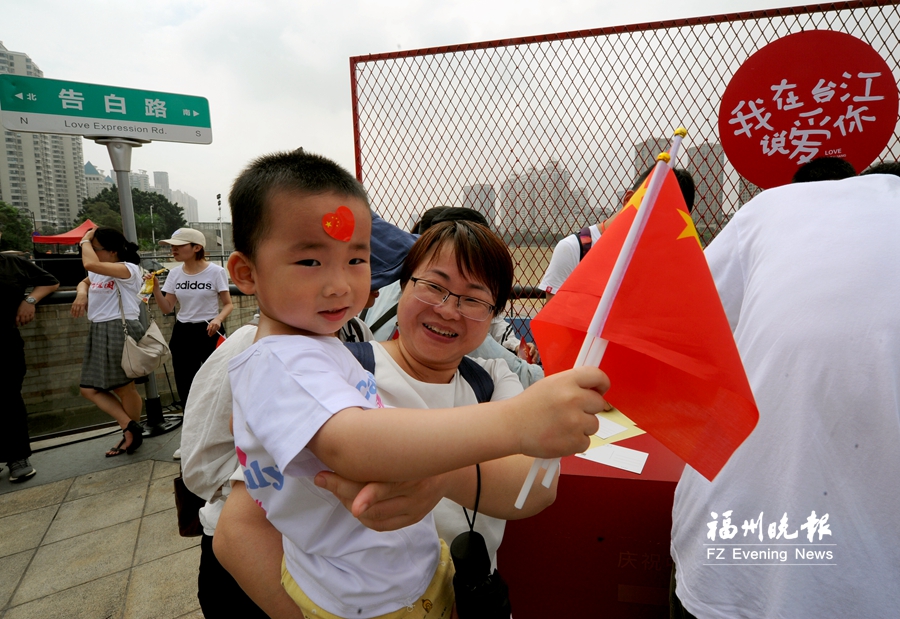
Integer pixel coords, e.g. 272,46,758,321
0,74,212,144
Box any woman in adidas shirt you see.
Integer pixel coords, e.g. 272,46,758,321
148,228,233,407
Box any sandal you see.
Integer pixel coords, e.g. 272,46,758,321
105,421,144,457
106,435,127,457
125,421,144,455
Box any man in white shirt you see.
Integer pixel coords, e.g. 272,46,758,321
670,173,900,618
539,167,695,300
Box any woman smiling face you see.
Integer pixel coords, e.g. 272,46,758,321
384,220,514,384
393,246,496,382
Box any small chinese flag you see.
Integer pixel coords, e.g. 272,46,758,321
531,168,758,480
215,334,226,349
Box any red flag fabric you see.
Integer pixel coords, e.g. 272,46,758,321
531,168,758,480
215,334,226,349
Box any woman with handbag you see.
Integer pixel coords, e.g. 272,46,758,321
71,227,146,457
146,228,232,411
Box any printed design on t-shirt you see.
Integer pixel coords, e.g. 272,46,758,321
356,371,384,408
174,281,213,290
236,446,278,510
90,280,115,291
703,508,834,565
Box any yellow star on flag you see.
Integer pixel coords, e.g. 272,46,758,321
622,182,649,212
677,209,702,249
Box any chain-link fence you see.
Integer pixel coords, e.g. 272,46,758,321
351,1,900,321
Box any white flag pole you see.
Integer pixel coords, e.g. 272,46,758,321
514,128,687,510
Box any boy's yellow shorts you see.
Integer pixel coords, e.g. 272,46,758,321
281,539,455,619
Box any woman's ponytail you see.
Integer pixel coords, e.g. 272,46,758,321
93,227,142,265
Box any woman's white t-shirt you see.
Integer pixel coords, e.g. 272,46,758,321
87,262,143,322
370,341,524,568
161,263,229,323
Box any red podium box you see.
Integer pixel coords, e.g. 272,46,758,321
498,433,685,618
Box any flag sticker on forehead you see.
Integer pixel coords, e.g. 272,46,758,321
322,206,355,242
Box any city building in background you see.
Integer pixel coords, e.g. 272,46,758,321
497,159,588,241
82,161,201,224
462,183,496,225
128,169,151,192
83,161,114,199
171,188,199,222
633,136,671,176
686,141,725,229
0,41,86,230
188,221,233,253
152,171,171,201
634,136,725,230
739,177,762,206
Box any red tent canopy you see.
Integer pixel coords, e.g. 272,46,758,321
32,220,98,245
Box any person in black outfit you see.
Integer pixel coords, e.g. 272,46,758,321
0,250,59,483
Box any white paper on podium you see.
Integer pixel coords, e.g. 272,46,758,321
576,443,648,474
595,416,628,439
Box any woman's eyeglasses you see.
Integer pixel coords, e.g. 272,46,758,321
409,278,495,321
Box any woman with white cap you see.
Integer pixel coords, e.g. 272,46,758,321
147,228,233,415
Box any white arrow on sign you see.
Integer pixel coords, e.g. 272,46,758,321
14,93,23,100
192,111,199,116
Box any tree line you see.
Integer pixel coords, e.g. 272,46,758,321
0,187,187,253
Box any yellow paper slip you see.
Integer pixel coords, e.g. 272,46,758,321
587,408,645,450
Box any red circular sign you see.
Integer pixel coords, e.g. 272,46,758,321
719,30,898,189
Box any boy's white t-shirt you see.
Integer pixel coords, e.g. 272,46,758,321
87,262,143,322
229,335,440,619
161,262,229,323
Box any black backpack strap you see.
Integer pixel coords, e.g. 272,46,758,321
345,342,494,402
458,357,495,403
577,226,593,262
346,318,366,343
369,303,399,334
343,341,376,374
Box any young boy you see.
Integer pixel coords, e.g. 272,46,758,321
226,149,608,619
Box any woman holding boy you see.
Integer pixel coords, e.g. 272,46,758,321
219,148,608,619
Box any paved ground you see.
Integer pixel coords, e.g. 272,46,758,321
0,426,203,619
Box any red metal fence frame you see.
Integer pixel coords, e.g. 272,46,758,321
350,1,900,319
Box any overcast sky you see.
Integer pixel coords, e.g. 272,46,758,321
6,0,797,222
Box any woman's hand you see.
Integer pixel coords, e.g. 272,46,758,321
509,366,609,459
80,228,94,244
314,470,449,531
207,318,222,337
70,292,88,318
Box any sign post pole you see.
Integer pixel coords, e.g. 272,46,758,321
95,137,179,435
96,137,144,242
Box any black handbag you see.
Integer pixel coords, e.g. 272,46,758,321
450,464,512,618
173,474,206,537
